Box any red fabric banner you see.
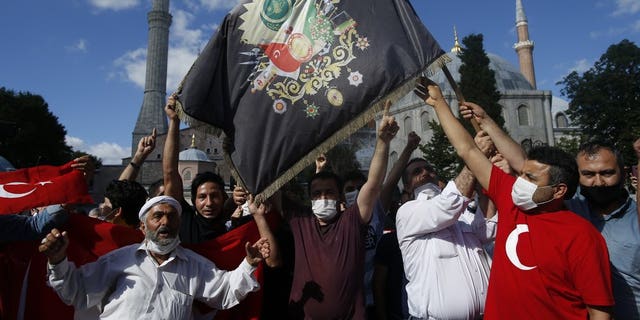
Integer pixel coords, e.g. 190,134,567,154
0,213,274,319
0,161,93,214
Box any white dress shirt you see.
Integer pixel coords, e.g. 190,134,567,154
48,243,259,320
396,181,496,320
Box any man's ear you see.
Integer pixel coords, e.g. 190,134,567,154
553,183,568,200
139,219,146,234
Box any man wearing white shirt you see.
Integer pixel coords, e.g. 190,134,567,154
39,195,270,319
396,158,496,320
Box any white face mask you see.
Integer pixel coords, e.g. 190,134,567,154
511,177,554,211
344,190,358,208
145,236,180,255
144,224,181,255
311,199,338,222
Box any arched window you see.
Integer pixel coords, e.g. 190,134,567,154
404,116,413,135
420,111,430,132
183,169,192,181
517,105,530,126
556,113,568,128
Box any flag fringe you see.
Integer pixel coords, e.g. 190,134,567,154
254,55,450,203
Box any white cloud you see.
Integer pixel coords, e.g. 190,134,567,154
67,135,131,165
86,142,131,165
113,48,147,89
89,0,140,11
66,39,88,53
113,7,217,91
198,0,240,11
613,0,640,16
569,59,592,74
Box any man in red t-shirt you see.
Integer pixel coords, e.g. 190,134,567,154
415,77,614,320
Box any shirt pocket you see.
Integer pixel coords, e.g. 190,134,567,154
161,288,194,320
608,238,640,274
432,228,458,258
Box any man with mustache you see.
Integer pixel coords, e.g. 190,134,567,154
39,195,270,319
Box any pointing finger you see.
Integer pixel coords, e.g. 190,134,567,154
383,100,391,117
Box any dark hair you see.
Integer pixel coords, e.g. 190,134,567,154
577,140,625,173
148,178,164,197
527,146,578,199
308,171,343,197
342,170,366,184
190,171,226,204
402,158,431,185
104,180,148,227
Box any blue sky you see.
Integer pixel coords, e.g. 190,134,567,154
0,0,638,164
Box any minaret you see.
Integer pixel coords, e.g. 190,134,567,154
451,26,462,55
132,0,172,154
514,0,536,89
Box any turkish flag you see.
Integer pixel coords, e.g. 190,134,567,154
0,161,93,214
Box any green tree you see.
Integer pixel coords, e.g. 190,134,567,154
0,88,74,167
559,39,640,164
459,34,504,131
420,120,460,182
419,34,503,178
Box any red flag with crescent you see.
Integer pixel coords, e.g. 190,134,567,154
0,161,93,214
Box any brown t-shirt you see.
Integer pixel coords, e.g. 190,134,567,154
288,205,366,319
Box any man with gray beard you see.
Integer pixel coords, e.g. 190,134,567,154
39,195,271,319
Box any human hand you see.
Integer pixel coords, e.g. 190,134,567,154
474,130,495,157
490,153,513,175
459,102,487,123
164,94,178,120
38,228,69,265
414,76,443,107
232,185,248,206
315,153,327,173
406,131,421,151
136,128,157,159
378,100,399,143
245,238,270,267
248,194,270,217
70,155,95,184
633,138,640,160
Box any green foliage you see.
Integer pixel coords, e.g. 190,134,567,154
419,120,461,182
554,136,581,156
458,34,505,131
558,39,640,165
0,88,74,168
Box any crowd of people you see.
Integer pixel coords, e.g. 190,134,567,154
1,78,639,320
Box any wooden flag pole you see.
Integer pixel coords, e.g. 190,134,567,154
441,65,481,133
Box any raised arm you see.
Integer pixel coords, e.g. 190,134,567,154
380,131,421,212
119,128,157,181
247,194,281,268
415,77,492,190
163,94,185,202
634,138,640,221
459,102,526,173
357,101,398,223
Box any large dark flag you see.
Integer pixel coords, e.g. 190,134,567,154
176,0,448,199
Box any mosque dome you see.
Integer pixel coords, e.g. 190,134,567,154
430,52,534,92
179,134,213,162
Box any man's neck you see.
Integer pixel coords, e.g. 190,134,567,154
591,197,627,216
150,251,171,265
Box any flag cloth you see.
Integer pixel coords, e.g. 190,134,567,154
0,214,272,319
176,0,449,200
0,161,92,214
